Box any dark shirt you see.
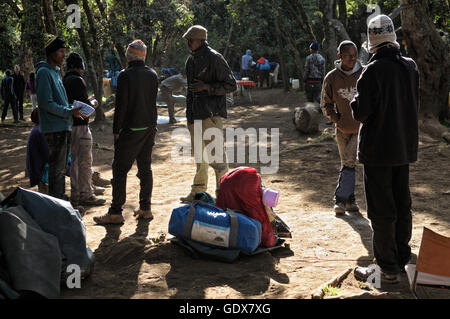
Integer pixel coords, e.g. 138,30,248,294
113,60,159,134
12,73,25,96
185,42,237,124
63,70,90,126
350,46,420,166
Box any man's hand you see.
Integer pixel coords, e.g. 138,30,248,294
72,108,88,119
188,79,209,93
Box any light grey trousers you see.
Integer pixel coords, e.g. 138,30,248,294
70,125,94,201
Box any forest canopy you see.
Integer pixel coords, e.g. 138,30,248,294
0,0,449,119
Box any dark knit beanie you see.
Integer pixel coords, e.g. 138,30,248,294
66,52,85,70
45,36,66,56
310,41,319,51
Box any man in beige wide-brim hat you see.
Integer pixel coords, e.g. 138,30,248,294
179,25,237,203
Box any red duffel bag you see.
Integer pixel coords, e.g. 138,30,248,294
216,167,276,248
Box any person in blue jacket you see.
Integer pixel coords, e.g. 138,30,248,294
35,36,85,200
241,49,254,79
256,57,270,88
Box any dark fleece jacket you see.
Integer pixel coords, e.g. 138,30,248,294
350,46,420,166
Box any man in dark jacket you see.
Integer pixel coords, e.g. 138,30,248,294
179,25,237,203
350,15,419,284
1,70,17,123
13,65,26,121
94,40,158,225
63,52,105,208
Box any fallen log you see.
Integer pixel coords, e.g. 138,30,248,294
311,267,353,299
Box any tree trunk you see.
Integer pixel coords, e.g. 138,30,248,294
82,0,106,122
41,0,58,35
319,0,338,72
280,21,304,90
21,0,46,63
337,0,347,28
284,0,316,41
223,20,235,61
400,0,450,119
95,0,125,70
274,13,290,92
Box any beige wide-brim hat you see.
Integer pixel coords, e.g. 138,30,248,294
182,25,207,40
367,14,400,53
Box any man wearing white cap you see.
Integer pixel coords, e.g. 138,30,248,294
350,15,420,284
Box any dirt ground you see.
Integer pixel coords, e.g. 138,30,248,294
1,88,449,299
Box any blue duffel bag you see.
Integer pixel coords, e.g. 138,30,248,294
169,202,262,254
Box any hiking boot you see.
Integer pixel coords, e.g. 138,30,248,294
79,195,106,206
92,171,111,187
345,194,359,212
169,118,178,124
354,266,400,284
93,186,105,195
334,201,346,215
180,193,196,203
93,213,124,225
133,209,154,220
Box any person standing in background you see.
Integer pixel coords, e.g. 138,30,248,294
1,70,17,123
12,64,26,121
26,72,38,111
304,41,326,103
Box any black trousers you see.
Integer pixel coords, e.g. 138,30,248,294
2,96,17,121
15,93,24,119
45,131,71,200
109,128,156,215
363,164,412,274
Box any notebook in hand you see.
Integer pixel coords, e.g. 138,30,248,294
73,100,95,116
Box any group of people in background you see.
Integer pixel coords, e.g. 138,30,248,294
0,65,37,123
1,14,419,285
240,49,279,89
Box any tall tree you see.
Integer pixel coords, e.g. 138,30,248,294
274,12,290,92
400,0,449,119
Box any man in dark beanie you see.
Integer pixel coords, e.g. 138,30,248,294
63,52,105,208
351,15,419,284
94,39,159,225
36,35,85,200
179,25,237,203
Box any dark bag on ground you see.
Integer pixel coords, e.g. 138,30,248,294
1,188,95,280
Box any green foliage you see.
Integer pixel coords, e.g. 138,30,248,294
322,285,343,296
0,0,447,96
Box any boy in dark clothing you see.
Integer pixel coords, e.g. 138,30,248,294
1,70,17,123
351,15,419,284
94,40,159,225
63,52,105,207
